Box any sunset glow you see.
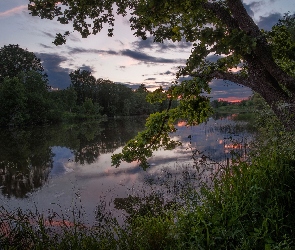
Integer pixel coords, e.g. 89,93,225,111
0,5,26,18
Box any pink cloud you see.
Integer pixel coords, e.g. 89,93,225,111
0,5,27,18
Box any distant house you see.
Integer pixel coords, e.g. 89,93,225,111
50,87,59,91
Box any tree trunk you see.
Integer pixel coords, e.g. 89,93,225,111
254,82,295,131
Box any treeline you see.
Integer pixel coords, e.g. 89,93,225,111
210,94,266,111
50,69,175,119
0,44,176,128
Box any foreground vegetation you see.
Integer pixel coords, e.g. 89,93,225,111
1,100,295,249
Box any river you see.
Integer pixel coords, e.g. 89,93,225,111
0,114,254,225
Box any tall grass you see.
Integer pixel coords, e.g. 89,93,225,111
1,108,295,249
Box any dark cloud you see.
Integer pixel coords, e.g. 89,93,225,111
159,70,174,75
118,82,164,91
257,13,282,30
42,31,55,39
67,46,185,64
80,64,95,72
118,82,142,90
68,46,118,55
132,37,192,52
121,49,184,64
36,53,71,89
39,43,53,49
145,78,156,81
132,37,154,50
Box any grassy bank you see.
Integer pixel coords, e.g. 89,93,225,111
1,109,295,249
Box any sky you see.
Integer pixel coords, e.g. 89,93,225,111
0,0,294,102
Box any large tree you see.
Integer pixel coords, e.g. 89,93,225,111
0,45,51,127
0,44,47,83
28,0,295,167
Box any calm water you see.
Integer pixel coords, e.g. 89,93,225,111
0,115,254,224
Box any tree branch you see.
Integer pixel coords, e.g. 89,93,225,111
210,71,254,89
226,0,295,93
202,2,239,30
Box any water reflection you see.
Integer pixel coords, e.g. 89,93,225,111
0,114,255,224
0,129,53,198
0,117,146,198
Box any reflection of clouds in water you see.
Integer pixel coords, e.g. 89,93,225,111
49,162,74,177
1,116,254,225
50,147,76,177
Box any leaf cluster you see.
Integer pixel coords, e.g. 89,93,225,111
112,77,212,169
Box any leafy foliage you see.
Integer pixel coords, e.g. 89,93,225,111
27,0,295,166
69,69,175,118
112,79,212,169
0,44,46,83
0,77,28,127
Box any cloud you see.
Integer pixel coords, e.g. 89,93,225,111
68,34,81,43
132,37,154,50
132,37,192,52
116,40,124,46
39,43,53,49
118,82,142,90
42,31,55,39
144,78,156,81
209,79,252,100
243,2,262,17
80,64,95,72
171,77,252,100
257,13,282,30
119,82,164,91
121,49,185,64
0,5,27,18
159,70,174,75
36,53,72,89
155,81,171,86
68,46,119,55
206,54,223,62
67,46,185,64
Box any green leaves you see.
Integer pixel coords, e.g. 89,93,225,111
111,77,212,168
267,14,295,77
0,44,46,83
27,1,295,164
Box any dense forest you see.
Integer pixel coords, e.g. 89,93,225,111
0,44,177,128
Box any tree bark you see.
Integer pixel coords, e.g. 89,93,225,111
204,0,295,131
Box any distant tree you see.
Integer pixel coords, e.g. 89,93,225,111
0,71,51,127
0,44,53,126
18,71,51,125
0,44,46,83
80,97,102,116
136,84,149,93
69,69,96,104
0,77,28,127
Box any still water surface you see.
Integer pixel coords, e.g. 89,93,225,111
0,115,254,224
